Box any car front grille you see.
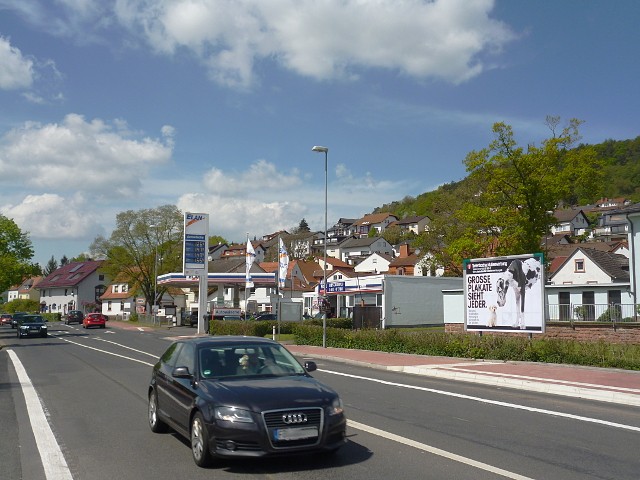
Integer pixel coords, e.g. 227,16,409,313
262,407,324,449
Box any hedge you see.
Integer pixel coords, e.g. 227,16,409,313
291,325,640,370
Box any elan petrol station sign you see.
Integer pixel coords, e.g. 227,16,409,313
183,212,209,276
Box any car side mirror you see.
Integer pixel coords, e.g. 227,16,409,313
172,366,192,378
304,361,317,372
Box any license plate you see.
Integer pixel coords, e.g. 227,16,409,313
273,427,318,441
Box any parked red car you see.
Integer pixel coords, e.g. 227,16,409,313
83,313,107,329
1,313,13,326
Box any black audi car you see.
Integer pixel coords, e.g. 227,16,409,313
17,314,48,338
148,336,346,467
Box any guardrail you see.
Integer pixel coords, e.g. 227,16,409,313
547,303,639,323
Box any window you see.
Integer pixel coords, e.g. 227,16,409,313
574,259,585,272
107,300,112,311
99,274,105,281
608,290,621,305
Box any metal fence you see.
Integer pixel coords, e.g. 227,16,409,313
547,303,639,323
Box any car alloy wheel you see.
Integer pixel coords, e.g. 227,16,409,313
191,412,213,467
148,390,168,433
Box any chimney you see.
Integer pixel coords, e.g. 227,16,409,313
399,243,410,258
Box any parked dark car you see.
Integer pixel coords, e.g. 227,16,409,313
148,336,346,467
11,312,28,329
255,313,277,321
189,311,199,327
17,314,48,338
66,310,84,325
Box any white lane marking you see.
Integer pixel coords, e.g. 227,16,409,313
7,349,74,480
348,420,535,480
321,369,640,433
56,336,154,366
91,337,158,358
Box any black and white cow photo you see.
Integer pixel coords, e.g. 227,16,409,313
495,258,542,329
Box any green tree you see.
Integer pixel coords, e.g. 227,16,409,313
4,298,40,313
43,256,58,277
208,235,228,247
291,218,310,234
463,117,605,256
70,252,93,262
0,215,39,293
90,205,184,310
60,255,69,266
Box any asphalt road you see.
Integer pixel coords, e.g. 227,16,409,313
1,322,639,480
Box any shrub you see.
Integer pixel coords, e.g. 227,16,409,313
42,313,61,322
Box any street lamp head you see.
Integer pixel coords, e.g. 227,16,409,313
312,145,328,153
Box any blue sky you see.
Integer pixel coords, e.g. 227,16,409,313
1,0,639,267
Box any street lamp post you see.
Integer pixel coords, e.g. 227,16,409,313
150,225,159,325
312,145,328,348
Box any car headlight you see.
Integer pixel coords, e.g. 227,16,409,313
328,397,344,416
214,406,254,423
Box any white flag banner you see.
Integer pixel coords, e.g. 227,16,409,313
278,238,289,289
246,239,256,288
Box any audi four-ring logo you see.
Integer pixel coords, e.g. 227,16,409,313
282,413,308,424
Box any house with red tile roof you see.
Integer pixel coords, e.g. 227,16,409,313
37,261,109,315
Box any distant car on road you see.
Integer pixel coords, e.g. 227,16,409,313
66,310,84,325
11,312,28,329
17,314,48,338
1,313,12,326
148,336,346,467
83,312,107,329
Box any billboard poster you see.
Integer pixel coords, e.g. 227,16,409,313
463,253,544,333
183,212,209,276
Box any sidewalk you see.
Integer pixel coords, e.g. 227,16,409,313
285,345,640,407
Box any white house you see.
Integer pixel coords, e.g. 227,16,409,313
336,237,394,265
37,261,109,315
350,213,399,238
546,247,632,321
388,215,431,234
551,209,590,236
354,252,392,274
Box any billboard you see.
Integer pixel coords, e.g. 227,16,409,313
183,212,209,276
464,253,544,333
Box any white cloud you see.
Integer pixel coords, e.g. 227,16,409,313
115,0,514,88
0,193,103,239
0,113,174,197
6,0,515,89
0,36,34,89
202,159,302,196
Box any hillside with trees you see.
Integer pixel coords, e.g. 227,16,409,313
372,118,639,274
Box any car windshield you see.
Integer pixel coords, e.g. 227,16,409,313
23,315,44,324
198,343,306,379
